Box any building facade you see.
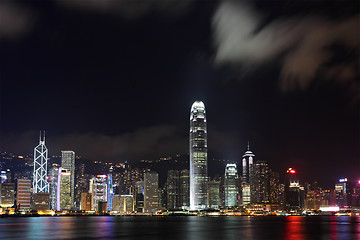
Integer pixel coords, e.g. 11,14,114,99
189,100,208,210
90,175,108,211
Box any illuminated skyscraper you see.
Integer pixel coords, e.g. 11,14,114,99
224,163,239,207
284,168,301,212
250,160,270,203
107,174,114,211
242,142,254,183
241,143,254,205
59,168,71,210
189,100,208,210
61,151,75,208
48,166,60,210
144,171,159,213
33,131,49,193
90,175,108,211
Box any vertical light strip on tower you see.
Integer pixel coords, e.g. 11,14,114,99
107,174,114,211
189,100,208,210
33,131,49,193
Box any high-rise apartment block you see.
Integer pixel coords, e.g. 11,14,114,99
16,179,31,210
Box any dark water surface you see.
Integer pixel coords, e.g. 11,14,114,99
0,216,359,240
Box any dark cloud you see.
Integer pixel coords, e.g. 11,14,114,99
0,0,35,38
212,0,360,101
57,0,195,19
0,126,188,162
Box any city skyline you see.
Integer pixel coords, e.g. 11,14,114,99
0,0,358,189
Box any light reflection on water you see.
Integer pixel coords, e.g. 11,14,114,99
0,216,358,240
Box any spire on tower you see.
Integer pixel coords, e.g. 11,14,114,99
247,141,250,151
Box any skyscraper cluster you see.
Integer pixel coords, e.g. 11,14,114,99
0,101,359,215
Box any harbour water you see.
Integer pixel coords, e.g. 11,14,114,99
0,216,359,240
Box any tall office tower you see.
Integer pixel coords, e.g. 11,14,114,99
241,143,255,205
107,174,114,211
224,163,239,207
284,168,301,212
180,169,190,208
144,171,159,213
250,160,270,203
90,175,108,211
242,143,255,183
59,168,71,210
167,170,181,209
61,151,75,208
269,171,280,204
335,178,352,209
48,166,60,210
16,179,31,210
208,180,220,208
33,131,49,193
190,100,208,210
0,183,15,208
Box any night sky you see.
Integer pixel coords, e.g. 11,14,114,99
0,0,359,187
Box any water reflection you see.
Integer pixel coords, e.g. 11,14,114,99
283,216,304,240
0,216,359,240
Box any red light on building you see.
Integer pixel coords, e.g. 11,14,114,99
287,168,296,174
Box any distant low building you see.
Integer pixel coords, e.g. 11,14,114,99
97,201,107,214
113,195,134,212
0,183,15,208
80,192,92,211
32,192,50,211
